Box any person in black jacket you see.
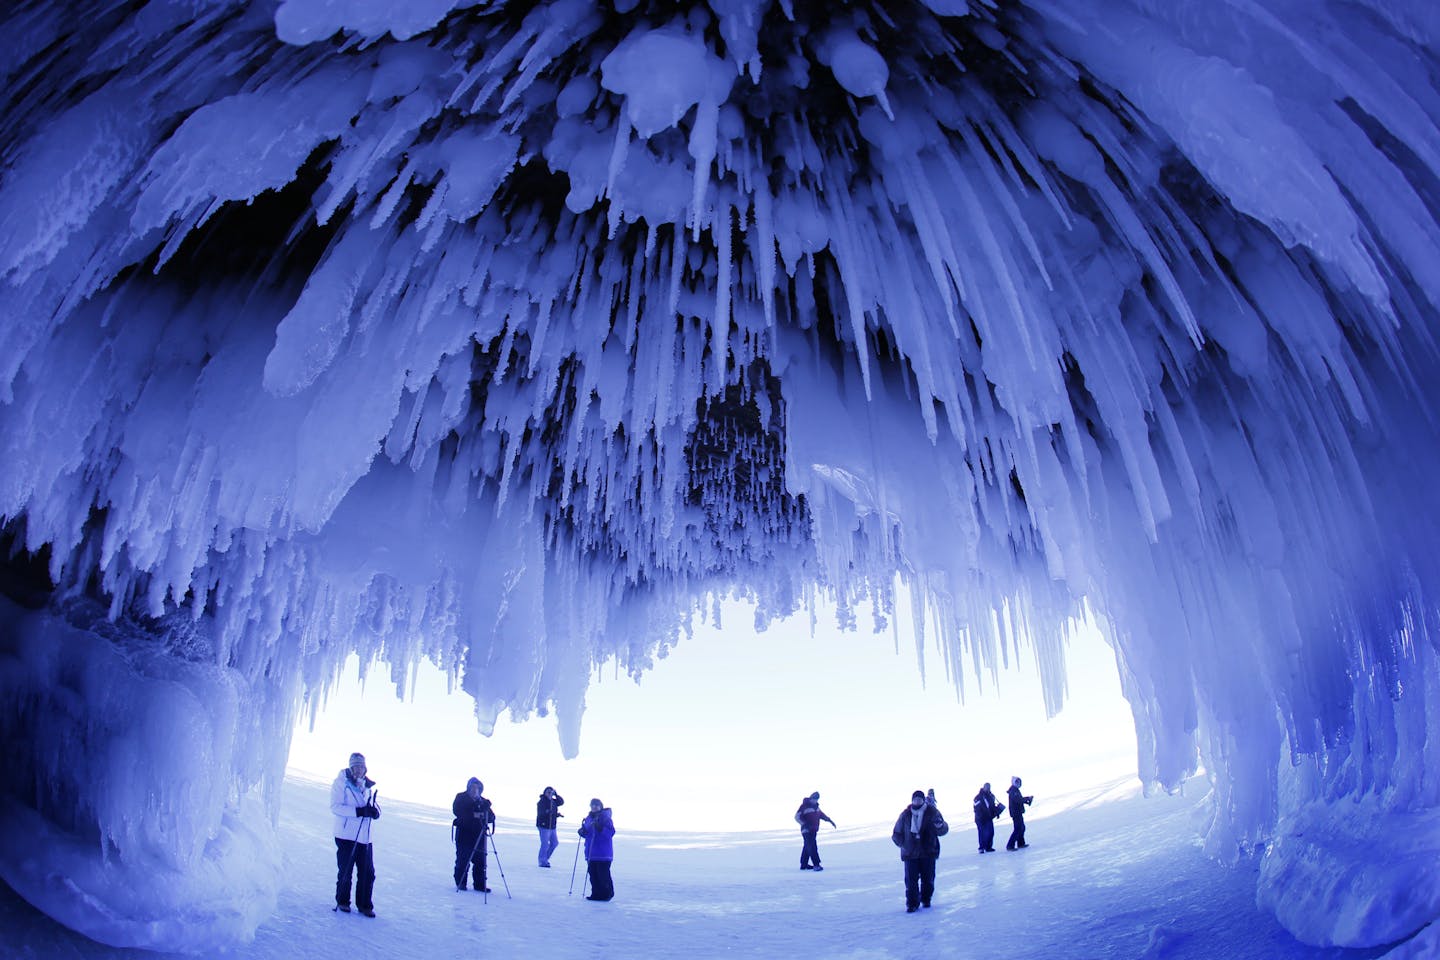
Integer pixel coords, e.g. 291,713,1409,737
973,782,1004,853
1005,776,1034,851
536,786,565,867
891,789,949,913
452,777,496,891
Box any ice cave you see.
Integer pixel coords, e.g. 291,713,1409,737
2,0,1439,952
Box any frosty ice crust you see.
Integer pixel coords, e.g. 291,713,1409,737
2,0,1440,951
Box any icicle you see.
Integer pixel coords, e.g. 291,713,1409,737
710,200,733,397
8,6,1440,951
689,97,720,240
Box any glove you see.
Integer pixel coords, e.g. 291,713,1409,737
356,804,380,819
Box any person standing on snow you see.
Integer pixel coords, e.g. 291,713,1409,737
1005,776,1034,851
578,798,616,901
330,751,381,917
973,782,1004,853
891,788,949,913
794,791,837,871
536,786,565,867
452,777,496,892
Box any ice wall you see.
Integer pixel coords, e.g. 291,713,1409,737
2,0,1439,950
0,595,290,949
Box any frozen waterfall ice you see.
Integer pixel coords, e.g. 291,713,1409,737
2,0,1440,951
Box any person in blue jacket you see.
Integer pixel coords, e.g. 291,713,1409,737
578,798,616,901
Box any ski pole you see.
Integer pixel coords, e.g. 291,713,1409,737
568,838,582,895
489,831,513,900
580,832,590,898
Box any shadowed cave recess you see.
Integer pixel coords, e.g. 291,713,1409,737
2,0,1440,950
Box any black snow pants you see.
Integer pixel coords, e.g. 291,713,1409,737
454,831,488,889
903,857,936,910
977,818,995,852
800,829,821,868
1006,814,1026,850
335,839,375,911
586,859,614,901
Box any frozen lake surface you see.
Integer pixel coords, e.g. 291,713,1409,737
0,774,1402,959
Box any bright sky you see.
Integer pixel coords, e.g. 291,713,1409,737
287,598,1139,832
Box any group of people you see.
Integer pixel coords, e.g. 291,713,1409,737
331,752,1036,918
451,780,614,900
796,777,1036,913
328,754,618,917
972,776,1034,853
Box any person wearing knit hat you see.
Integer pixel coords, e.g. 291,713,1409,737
452,777,496,892
891,788,949,912
1005,776,1035,851
578,798,617,901
329,751,380,916
793,790,837,871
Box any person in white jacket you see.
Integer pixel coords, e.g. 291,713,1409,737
330,752,381,916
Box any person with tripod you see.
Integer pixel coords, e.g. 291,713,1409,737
578,798,616,901
452,778,496,892
330,752,380,917
536,786,565,867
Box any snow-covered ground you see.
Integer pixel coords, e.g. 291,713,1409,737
0,774,1397,959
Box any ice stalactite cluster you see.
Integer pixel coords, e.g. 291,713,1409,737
2,0,1440,949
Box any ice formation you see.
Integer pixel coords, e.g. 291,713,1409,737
2,0,1439,951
